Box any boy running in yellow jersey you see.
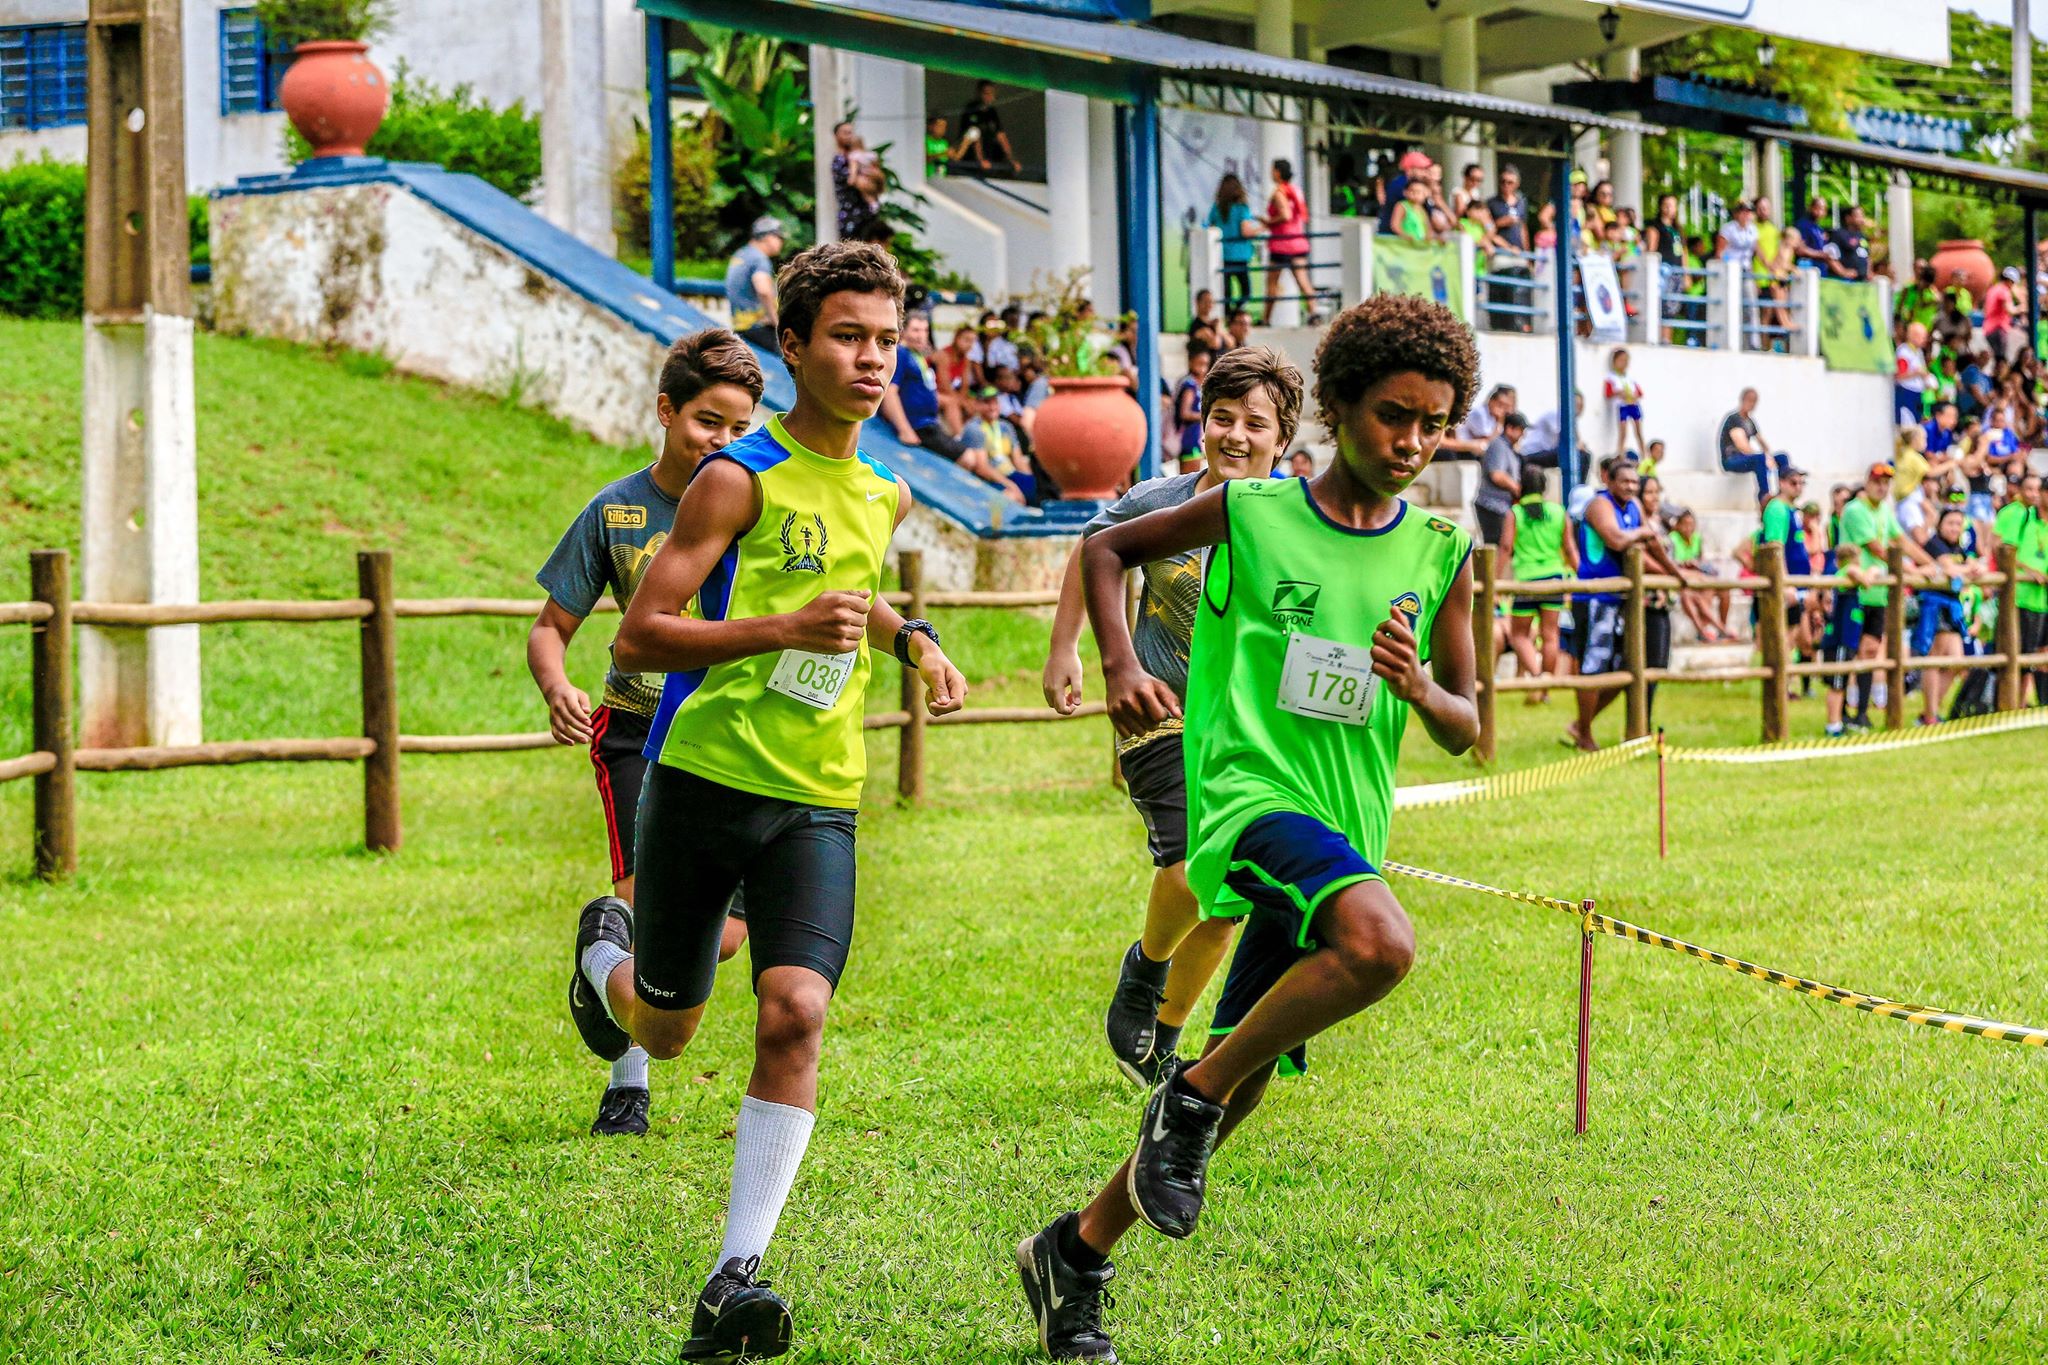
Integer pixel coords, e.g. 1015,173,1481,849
1042,347,1304,1086
567,242,968,1363
1018,296,1481,1362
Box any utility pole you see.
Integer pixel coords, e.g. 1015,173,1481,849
81,0,202,748
2018,0,2034,130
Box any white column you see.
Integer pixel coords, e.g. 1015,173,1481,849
1440,16,1480,181
80,310,201,748
1044,89,1092,281
1339,219,1374,310
1887,171,1915,282
1253,0,1302,325
1760,138,1785,218
1086,97,1121,310
540,0,615,253
810,45,846,244
1795,261,1821,357
1190,227,1225,309
1601,48,1641,215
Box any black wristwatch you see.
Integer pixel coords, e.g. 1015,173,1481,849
894,618,941,666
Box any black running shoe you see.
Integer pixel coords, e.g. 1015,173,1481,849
1016,1215,1118,1362
590,1085,649,1137
569,895,632,1063
680,1256,792,1362
1126,1072,1223,1240
1104,941,1167,1086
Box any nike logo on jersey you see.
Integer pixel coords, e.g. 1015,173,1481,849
867,490,887,502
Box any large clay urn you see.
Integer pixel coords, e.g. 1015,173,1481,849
278,41,389,158
1930,238,1995,302
1030,376,1147,500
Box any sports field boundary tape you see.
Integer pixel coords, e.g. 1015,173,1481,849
1393,736,1655,809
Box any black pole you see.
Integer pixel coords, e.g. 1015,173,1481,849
646,14,675,295
1554,155,1578,489
2026,203,2041,362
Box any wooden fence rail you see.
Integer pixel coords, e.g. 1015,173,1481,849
1468,541,2048,761
0,549,1092,881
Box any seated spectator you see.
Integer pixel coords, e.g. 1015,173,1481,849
1218,308,1253,355
1933,289,1974,357
1717,387,1792,504
959,383,1031,504
1187,289,1224,351
1921,401,1961,461
1389,174,1440,244
991,364,1033,443
881,312,967,459
723,216,785,348
1567,456,1692,750
1440,383,1516,462
1895,260,1942,333
968,311,1019,386
1472,410,1527,546
1958,347,1996,421
1641,437,1665,480
934,325,976,429
1287,450,1315,478
1523,390,1588,476
1669,505,1732,643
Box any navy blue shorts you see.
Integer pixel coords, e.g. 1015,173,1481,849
1208,812,1379,1076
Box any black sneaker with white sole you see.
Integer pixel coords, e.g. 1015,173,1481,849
1016,1214,1118,1362
589,1085,649,1137
569,895,633,1063
1104,940,1168,1086
680,1255,792,1362
1126,1070,1223,1240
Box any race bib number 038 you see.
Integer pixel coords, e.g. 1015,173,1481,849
1275,630,1376,726
767,648,857,710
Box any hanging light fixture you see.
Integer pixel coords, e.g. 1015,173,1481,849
1598,6,1620,43
1757,36,1778,70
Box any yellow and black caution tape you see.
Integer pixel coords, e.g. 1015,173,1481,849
1665,705,2048,765
1384,860,2048,1049
1392,735,1655,810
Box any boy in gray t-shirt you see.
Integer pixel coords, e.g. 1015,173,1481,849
1039,345,1303,1088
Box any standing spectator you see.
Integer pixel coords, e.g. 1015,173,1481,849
1500,463,1577,703
1752,196,1782,284
880,312,967,459
1378,149,1432,234
1984,266,2023,363
1586,179,1619,240
1643,193,1686,343
1328,151,1373,217
955,81,1021,174
1567,456,1691,750
1452,162,1486,218
1829,206,1872,281
723,216,785,348
1487,164,1528,249
1716,199,1759,276
1895,260,1943,334
1992,472,2048,705
1894,320,1934,424
1287,449,1315,478
1174,345,1210,471
1472,411,1527,546
1260,159,1318,325
1792,196,1837,274
1487,164,1532,333
1603,347,1645,459
1205,173,1259,314
1933,288,1975,359
1533,201,1559,251
1717,387,1793,504
925,115,951,178
959,383,1031,503
829,120,884,241
1836,462,1934,730
1389,175,1439,244
1915,502,1982,724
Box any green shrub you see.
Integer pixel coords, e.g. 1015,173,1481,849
0,159,86,318
286,62,543,201
615,120,728,268
253,0,392,48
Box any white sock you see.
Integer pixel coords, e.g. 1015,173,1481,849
581,940,630,1024
714,1095,816,1279
611,1046,649,1090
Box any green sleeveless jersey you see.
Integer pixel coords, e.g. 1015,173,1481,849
644,414,900,808
1510,495,1567,579
1183,478,1472,917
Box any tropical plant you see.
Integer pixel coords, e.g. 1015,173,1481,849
252,0,392,48
285,63,543,200
673,30,814,249
1019,268,1118,379
614,119,726,267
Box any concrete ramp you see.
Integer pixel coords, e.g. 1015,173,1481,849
211,158,1073,586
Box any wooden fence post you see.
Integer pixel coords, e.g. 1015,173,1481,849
1472,544,1498,765
1884,541,1907,731
30,550,76,881
1756,541,1789,743
897,550,928,805
358,550,400,852
1623,545,1649,740
1995,543,2022,712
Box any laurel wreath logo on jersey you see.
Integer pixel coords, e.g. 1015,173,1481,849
780,512,829,573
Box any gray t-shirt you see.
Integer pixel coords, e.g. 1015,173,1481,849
1083,471,1207,710
537,464,679,716
1475,434,1522,516
725,243,772,327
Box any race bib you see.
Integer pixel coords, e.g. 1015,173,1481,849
767,648,858,710
1275,630,1376,726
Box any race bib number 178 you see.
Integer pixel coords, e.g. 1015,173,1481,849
1274,631,1376,726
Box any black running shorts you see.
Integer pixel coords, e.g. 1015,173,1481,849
632,764,856,1011
589,705,651,883
1119,731,1187,868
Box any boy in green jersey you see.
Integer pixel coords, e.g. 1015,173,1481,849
1834,461,1933,730
1991,473,2048,704
1017,295,1482,1363
568,242,969,1363
1499,461,1577,704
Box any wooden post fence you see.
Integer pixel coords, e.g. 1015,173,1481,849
1884,542,1907,731
1996,543,2023,712
897,550,928,804
1622,545,1649,740
358,550,400,852
31,550,75,880
1756,542,1789,743
1472,545,1498,764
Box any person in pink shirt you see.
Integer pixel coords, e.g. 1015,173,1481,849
1259,158,1322,326
1984,265,2021,363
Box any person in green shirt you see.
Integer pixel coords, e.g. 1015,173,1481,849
925,115,951,178
1500,463,1577,703
1015,295,1481,1364
1832,460,1934,732
1894,260,1942,334
1992,472,2048,704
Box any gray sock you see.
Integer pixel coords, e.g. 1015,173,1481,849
580,940,630,1025
611,1045,649,1090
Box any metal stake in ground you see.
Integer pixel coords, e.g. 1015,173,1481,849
1656,728,1668,861
1576,897,1596,1136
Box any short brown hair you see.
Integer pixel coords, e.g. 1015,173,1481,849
1312,294,1479,435
659,328,765,408
1201,345,1305,448
775,240,906,343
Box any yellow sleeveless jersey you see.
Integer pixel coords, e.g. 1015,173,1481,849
644,414,900,808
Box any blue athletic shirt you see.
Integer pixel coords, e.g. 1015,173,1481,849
1578,490,1639,603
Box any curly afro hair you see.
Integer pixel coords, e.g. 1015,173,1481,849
1311,294,1480,438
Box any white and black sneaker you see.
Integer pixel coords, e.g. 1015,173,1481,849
1016,1214,1118,1362
680,1255,792,1362
569,895,632,1063
1126,1070,1223,1240
589,1085,649,1137
1104,940,1168,1086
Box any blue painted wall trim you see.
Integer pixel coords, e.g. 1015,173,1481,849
219,157,1076,538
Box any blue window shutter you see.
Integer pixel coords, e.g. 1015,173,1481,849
0,28,30,132
0,23,88,130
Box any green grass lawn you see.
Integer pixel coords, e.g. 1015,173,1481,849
5,319,2048,1362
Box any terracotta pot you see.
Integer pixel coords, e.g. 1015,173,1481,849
278,41,389,159
1930,238,1995,303
1031,376,1147,501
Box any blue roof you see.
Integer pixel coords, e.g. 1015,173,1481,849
221,157,1068,537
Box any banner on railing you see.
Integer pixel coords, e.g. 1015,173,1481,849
1373,238,1467,322
1815,279,1892,375
1577,256,1628,343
